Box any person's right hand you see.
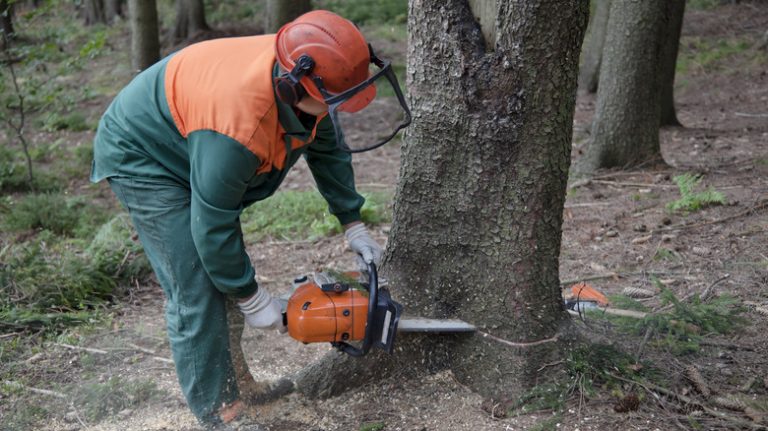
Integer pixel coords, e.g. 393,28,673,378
345,223,383,272
237,288,286,333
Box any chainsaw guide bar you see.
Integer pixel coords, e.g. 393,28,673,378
397,318,476,333
282,264,476,356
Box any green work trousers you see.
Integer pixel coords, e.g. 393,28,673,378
108,177,239,425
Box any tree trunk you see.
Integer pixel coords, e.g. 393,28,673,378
575,0,667,174
1,0,13,43
172,0,209,43
578,0,612,93
104,0,123,23
295,0,589,403
264,0,311,34
83,0,106,25
128,0,159,73
659,0,685,127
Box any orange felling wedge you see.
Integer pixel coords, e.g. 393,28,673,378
570,282,610,307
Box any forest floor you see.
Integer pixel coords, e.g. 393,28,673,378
2,2,768,431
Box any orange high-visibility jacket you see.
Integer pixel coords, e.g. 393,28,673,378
92,35,364,298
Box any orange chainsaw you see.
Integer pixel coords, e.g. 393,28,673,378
281,263,475,357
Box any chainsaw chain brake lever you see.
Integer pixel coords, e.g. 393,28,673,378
332,262,403,357
332,261,379,357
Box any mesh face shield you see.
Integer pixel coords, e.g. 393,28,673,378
310,48,412,153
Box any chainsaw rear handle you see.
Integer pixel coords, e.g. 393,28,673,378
333,262,378,357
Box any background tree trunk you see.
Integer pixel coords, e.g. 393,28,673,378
659,0,685,127
575,0,667,174
295,0,589,403
128,0,159,73
1,0,13,43
264,0,311,34
172,0,209,43
578,0,612,93
104,0,124,23
83,0,106,25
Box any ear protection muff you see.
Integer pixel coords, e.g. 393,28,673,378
275,54,315,106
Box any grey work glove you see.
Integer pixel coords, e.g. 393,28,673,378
345,223,383,271
238,287,287,333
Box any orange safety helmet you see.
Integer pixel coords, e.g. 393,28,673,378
275,10,375,113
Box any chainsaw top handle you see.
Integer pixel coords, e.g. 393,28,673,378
333,262,378,357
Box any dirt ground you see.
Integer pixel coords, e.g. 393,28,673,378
3,2,768,431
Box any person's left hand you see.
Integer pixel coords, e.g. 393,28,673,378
344,223,383,271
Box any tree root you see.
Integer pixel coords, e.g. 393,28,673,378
292,322,581,403
293,349,386,399
292,334,446,399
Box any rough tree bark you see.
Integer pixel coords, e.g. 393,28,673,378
128,0,159,73
578,0,612,93
83,0,123,25
1,0,13,43
172,0,209,43
83,0,106,25
264,0,311,34
659,0,685,127
104,0,124,23
575,0,668,174
294,0,589,403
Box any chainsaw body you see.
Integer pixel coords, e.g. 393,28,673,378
285,263,403,356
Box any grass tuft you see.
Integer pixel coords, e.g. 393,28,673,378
666,173,725,213
0,214,151,331
241,190,391,241
678,36,757,75
508,343,651,417
529,413,563,431
1,193,109,237
653,247,679,261
359,422,386,431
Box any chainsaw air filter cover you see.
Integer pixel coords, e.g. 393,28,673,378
286,272,368,344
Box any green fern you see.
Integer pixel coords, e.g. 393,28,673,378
666,173,725,213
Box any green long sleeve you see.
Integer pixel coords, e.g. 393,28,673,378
188,130,260,298
305,116,365,225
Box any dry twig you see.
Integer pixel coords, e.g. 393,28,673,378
734,112,768,118
698,340,753,351
655,274,731,314
4,380,66,398
700,274,730,302
652,200,768,234
607,373,762,430
561,268,684,285
567,307,647,320
591,179,677,189
53,343,108,355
